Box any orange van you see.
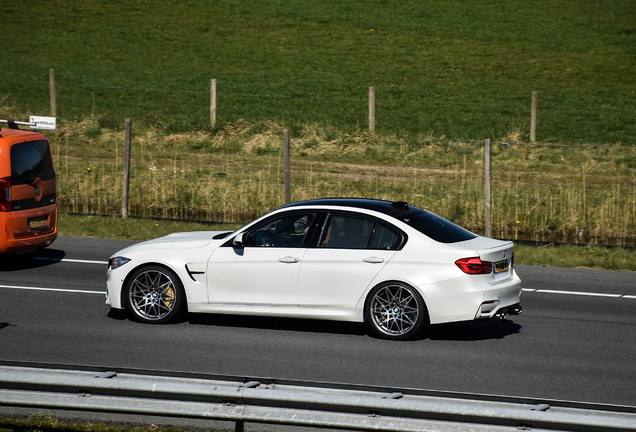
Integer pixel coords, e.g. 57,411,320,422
0,120,57,260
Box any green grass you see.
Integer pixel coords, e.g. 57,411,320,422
49,125,636,245
0,415,198,432
4,1,635,254
59,214,240,241
2,0,635,143
515,244,636,271
58,213,636,271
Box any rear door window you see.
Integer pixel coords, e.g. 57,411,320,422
11,140,55,184
368,223,402,250
319,213,404,250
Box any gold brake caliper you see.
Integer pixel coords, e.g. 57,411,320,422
164,285,175,307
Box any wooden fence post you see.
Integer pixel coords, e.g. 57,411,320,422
210,79,217,128
484,138,492,238
530,91,537,143
122,118,132,218
283,129,291,204
368,86,375,133
50,69,57,118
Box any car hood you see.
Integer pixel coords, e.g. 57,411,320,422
113,231,230,256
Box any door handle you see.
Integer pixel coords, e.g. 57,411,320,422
278,256,300,263
362,257,385,264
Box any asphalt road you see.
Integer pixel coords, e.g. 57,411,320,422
1,236,635,407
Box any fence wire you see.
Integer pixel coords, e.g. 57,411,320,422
46,122,636,246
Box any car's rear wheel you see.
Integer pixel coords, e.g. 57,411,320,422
365,282,428,340
125,265,183,324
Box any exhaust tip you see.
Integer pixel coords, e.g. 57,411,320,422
493,304,522,319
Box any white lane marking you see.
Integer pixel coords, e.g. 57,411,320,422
538,289,621,298
34,257,107,265
523,287,629,298
0,285,103,295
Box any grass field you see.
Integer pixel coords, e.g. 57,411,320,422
2,0,635,143
0,415,190,432
2,1,635,248
48,123,636,245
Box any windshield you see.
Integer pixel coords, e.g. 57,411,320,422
10,140,55,183
399,209,477,243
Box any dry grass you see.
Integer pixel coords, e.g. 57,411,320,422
48,119,636,245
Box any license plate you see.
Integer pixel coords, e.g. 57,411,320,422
494,259,509,274
29,218,48,230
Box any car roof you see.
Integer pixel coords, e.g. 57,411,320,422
279,198,420,219
0,127,47,144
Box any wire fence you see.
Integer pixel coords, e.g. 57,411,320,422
4,72,636,144
44,119,636,246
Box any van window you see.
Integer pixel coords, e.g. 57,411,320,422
11,140,55,184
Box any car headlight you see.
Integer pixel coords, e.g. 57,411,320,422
108,256,131,270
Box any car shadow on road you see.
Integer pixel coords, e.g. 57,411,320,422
425,319,522,341
0,248,66,271
107,309,521,341
186,313,521,341
186,313,369,337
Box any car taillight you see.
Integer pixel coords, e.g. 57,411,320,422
455,257,493,275
0,177,12,212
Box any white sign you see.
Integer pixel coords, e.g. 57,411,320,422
30,116,57,130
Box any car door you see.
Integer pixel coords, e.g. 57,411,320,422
299,212,403,308
207,211,317,306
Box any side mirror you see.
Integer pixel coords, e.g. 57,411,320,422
233,231,248,247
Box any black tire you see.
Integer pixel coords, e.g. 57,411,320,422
124,265,184,324
365,281,428,340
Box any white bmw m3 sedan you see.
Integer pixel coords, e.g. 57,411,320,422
106,198,522,340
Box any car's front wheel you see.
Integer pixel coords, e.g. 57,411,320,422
365,282,428,340
125,265,183,324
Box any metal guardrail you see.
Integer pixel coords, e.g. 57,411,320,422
1,365,636,432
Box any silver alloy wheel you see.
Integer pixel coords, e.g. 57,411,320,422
128,268,178,322
369,283,421,338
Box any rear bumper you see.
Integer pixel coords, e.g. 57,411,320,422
423,270,522,324
0,206,57,254
475,302,522,320
495,303,522,318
